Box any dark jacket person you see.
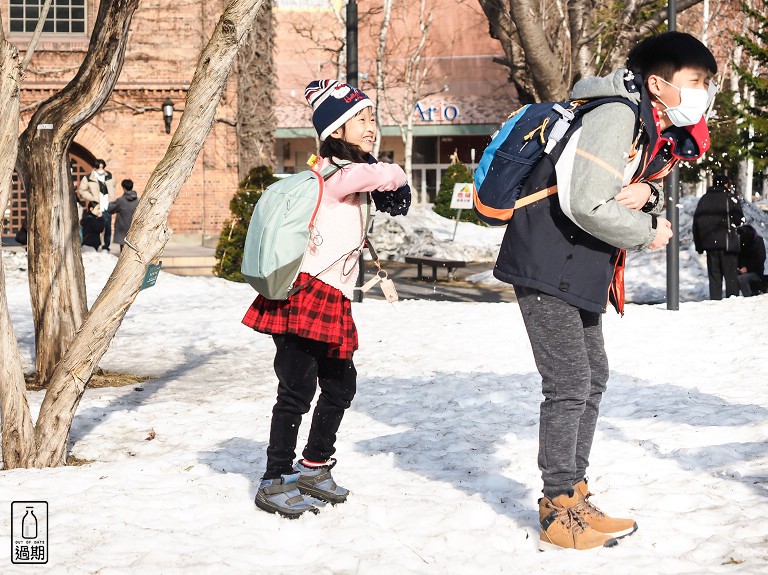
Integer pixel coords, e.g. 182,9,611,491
737,224,766,297
692,175,744,299
108,179,139,251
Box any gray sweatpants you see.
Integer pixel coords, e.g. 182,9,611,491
514,286,609,499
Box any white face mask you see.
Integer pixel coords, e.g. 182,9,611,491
656,78,717,127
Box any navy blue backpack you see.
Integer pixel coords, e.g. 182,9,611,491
473,97,638,226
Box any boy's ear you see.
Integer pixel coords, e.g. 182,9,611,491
646,75,664,99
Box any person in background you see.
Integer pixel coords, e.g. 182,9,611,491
736,224,766,297
81,201,105,252
78,159,116,252
14,219,27,247
108,179,139,252
692,175,744,299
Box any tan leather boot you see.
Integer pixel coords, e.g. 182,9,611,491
573,479,638,538
539,491,619,551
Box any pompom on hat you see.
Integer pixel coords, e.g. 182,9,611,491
305,79,373,141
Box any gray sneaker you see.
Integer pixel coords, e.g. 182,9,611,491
294,459,349,504
254,472,318,518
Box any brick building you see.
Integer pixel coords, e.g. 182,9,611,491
3,0,516,242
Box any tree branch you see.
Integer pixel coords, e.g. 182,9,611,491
20,0,54,73
637,0,704,36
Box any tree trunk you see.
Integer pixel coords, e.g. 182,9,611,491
0,36,36,469
477,0,538,103
762,167,768,199
566,0,597,83
373,0,392,159
398,0,430,201
403,124,416,201
17,0,141,387
236,0,276,179
32,0,266,468
508,0,568,101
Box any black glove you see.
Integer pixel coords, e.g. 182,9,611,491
365,154,411,216
372,184,411,216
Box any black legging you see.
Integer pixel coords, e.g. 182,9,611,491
263,334,357,480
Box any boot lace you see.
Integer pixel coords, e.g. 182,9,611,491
574,491,605,519
556,506,590,535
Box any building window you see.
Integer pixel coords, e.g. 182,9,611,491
9,0,86,34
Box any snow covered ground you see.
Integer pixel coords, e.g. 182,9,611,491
1,200,768,574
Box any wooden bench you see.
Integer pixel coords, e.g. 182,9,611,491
404,256,467,282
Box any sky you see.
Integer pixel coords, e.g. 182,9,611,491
1,198,767,574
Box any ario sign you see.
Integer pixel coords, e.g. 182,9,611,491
414,101,460,122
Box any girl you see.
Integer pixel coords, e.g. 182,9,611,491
81,201,105,251
243,80,408,517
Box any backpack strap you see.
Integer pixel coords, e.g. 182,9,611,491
569,96,641,150
572,96,640,123
318,159,351,180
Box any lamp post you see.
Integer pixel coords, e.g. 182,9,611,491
162,97,174,134
665,0,680,310
347,0,364,302
346,0,358,88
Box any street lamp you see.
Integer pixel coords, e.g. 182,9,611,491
162,97,174,134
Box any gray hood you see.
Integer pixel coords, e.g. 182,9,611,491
569,68,641,106
124,190,138,201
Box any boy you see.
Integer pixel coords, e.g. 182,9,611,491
492,32,717,550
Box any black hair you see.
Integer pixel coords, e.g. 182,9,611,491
94,159,106,169
82,201,100,225
626,32,717,80
738,224,756,241
712,173,730,189
122,179,134,191
319,135,371,167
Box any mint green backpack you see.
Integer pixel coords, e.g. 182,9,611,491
241,163,344,300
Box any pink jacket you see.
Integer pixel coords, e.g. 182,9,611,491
301,157,407,299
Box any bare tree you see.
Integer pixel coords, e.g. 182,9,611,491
15,0,142,387
288,0,347,81
478,0,704,102
373,0,392,158
0,9,36,469
237,0,277,178
0,0,266,469
380,0,434,200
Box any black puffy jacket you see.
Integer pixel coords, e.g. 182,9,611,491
692,188,744,254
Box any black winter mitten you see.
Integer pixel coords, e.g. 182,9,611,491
366,154,411,216
371,185,411,216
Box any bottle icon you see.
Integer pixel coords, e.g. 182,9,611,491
22,507,37,539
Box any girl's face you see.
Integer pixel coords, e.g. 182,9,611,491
332,107,376,153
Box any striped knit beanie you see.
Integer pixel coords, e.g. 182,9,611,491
304,79,373,141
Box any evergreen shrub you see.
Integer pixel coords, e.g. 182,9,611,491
214,166,278,281
431,162,483,225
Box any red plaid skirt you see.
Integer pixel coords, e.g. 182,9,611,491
242,273,358,359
